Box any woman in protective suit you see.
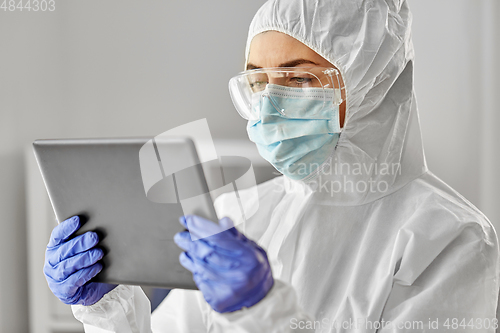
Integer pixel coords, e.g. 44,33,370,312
44,0,500,331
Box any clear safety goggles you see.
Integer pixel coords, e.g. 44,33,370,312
228,67,344,120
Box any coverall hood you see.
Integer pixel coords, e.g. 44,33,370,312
246,0,426,206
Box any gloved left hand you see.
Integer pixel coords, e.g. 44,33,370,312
174,215,274,313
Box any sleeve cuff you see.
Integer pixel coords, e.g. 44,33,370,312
72,284,133,314
71,285,151,332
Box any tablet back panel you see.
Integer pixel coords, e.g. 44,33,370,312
33,137,217,289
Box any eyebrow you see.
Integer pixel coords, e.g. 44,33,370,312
246,59,319,70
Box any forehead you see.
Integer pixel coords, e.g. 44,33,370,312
247,31,333,68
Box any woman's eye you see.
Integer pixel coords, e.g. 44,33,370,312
290,77,312,85
250,81,267,91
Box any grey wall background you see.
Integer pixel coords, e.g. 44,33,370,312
1,0,499,332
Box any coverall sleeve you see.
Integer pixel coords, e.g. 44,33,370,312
72,285,210,332
72,280,314,332
378,224,499,333
72,285,153,333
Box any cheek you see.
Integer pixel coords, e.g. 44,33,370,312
340,101,346,128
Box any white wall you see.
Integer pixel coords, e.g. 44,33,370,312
410,0,500,225
0,1,499,331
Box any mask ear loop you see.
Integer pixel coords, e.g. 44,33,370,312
323,68,344,105
262,91,286,117
323,68,345,132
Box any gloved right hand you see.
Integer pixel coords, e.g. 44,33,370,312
174,215,274,313
44,215,117,306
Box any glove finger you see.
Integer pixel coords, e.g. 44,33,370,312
179,216,188,229
46,267,93,304
218,217,235,230
190,255,227,281
65,262,103,289
186,253,228,282
192,251,252,284
48,216,80,248
175,232,215,260
49,280,82,305
50,232,99,265
183,215,226,240
179,252,196,273
174,232,241,268
217,217,247,242
46,248,104,282
207,237,246,255
201,250,241,269
180,217,246,256
173,231,193,252
191,266,243,314
199,225,248,251
53,263,102,305
206,227,254,255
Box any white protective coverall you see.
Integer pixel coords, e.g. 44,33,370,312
72,0,500,332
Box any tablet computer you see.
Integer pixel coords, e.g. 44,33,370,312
33,136,219,290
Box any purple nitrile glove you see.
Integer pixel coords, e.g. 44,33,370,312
44,216,117,306
174,215,274,313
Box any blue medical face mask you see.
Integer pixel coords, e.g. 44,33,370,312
247,84,341,180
